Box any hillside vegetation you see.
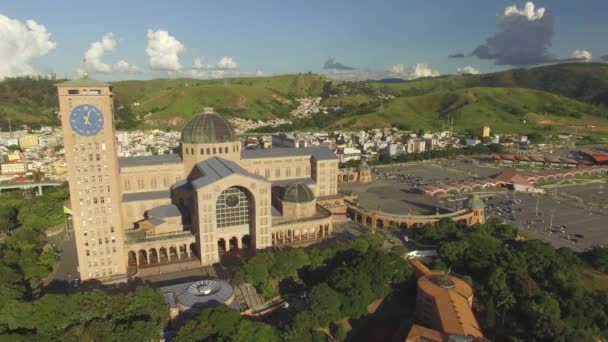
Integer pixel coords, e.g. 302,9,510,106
1,63,608,135
330,87,608,133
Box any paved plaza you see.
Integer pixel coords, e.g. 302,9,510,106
342,159,608,250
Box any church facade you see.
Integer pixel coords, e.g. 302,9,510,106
58,79,338,281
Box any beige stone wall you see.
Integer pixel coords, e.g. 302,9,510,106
57,84,127,280
240,156,311,182
312,158,338,197
194,174,272,266
120,163,184,194
182,141,242,175
122,198,172,229
282,200,316,219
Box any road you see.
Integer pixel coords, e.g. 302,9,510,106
46,225,80,292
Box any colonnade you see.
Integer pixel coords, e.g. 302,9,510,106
271,224,331,246
128,243,197,266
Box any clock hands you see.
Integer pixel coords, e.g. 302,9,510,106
84,109,92,126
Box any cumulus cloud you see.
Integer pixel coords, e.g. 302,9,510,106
0,14,56,78
84,33,138,73
457,66,480,75
448,53,465,59
471,2,555,66
146,29,184,71
388,63,439,79
571,49,592,62
192,56,239,70
323,58,354,70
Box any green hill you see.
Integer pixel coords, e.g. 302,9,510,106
111,74,327,124
371,63,608,106
330,87,608,134
1,63,608,135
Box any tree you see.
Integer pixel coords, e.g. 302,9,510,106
0,206,17,234
308,283,341,327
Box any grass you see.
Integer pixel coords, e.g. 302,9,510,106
579,269,608,291
329,87,608,134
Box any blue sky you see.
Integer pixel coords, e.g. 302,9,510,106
1,0,607,80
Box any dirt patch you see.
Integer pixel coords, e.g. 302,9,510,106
230,95,247,108
367,298,384,314
272,93,291,105
536,118,561,125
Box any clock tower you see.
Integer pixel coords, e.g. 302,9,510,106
57,72,127,281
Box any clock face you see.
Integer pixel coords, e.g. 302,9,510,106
70,104,104,136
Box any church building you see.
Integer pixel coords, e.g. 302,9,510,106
57,76,340,281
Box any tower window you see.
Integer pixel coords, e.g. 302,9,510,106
68,89,79,95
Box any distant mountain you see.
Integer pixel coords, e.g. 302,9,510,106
1,63,608,135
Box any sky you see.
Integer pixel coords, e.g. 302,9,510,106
1,0,607,81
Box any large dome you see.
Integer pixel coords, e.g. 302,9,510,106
180,111,236,144
282,183,315,203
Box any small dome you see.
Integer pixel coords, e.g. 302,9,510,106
181,111,236,144
464,195,485,209
282,183,315,203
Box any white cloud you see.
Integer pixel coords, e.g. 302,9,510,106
0,14,56,78
84,33,138,73
457,66,480,75
256,69,263,76
572,50,592,62
388,63,439,79
192,56,239,70
217,56,238,70
146,29,184,71
504,2,545,21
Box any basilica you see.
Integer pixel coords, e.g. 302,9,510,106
119,108,343,269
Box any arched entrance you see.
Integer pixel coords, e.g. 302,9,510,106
376,219,384,229
169,246,178,260
159,247,168,262
216,186,256,257
138,250,148,265
242,235,251,249
365,216,372,226
128,251,137,266
148,248,158,264
229,237,239,250
218,238,226,253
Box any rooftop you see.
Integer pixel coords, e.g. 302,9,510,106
122,189,171,202
147,204,181,218
241,146,338,161
55,78,111,87
192,157,268,189
118,154,182,168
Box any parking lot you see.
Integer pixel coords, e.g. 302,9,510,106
341,158,608,251
484,191,608,251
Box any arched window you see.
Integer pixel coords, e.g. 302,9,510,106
201,148,204,155
219,147,222,154
225,147,229,154
207,148,210,154
216,187,251,228
213,147,216,154
191,148,194,154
